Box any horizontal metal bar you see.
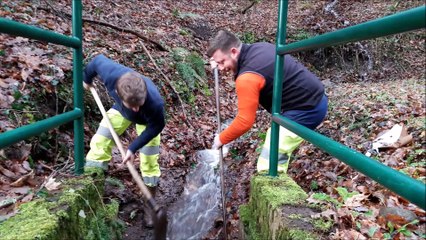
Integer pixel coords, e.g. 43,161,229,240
277,6,426,55
0,109,83,149
0,18,81,48
272,114,426,210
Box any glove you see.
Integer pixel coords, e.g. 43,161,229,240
83,82,92,90
122,149,135,165
210,58,218,70
212,134,223,150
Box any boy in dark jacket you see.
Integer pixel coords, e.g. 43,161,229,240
83,54,165,227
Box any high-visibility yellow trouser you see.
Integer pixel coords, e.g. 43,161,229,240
85,109,161,187
257,126,303,173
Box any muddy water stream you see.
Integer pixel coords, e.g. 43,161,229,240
167,149,226,239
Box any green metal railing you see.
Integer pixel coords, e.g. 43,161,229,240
270,1,426,210
0,1,84,174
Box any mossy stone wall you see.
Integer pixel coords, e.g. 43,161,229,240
239,174,330,240
0,170,123,240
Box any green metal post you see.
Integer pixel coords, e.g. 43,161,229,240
0,18,81,48
269,0,289,177
272,114,426,210
72,0,85,175
0,110,83,149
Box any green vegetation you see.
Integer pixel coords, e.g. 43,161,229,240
383,220,420,239
335,187,359,201
179,28,190,36
312,218,333,232
172,9,202,19
3,79,76,160
311,187,360,208
171,47,211,105
310,180,319,191
292,30,312,41
105,177,126,191
240,31,257,44
312,192,342,208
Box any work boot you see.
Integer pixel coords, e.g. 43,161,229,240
143,186,156,228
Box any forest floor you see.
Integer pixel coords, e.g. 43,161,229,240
0,1,425,239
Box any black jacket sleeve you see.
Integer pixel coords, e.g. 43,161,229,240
128,106,165,153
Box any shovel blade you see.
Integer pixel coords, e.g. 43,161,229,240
153,207,168,240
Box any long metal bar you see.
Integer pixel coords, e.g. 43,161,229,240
0,18,81,48
72,0,84,175
269,0,289,177
277,6,426,55
0,109,83,149
214,67,227,239
272,114,426,210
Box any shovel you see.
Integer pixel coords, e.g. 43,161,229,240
89,86,167,240
213,67,227,239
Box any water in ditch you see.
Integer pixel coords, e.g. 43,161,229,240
167,147,228,239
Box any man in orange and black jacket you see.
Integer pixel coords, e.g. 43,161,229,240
207,30,328,172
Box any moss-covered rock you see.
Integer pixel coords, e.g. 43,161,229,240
0,172,123,240
239,174,332,240
0,200,60,239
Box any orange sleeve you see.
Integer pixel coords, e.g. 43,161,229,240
219,73,265,144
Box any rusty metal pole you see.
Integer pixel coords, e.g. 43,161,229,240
214,67,227,239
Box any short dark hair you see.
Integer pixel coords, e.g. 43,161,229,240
116,72,146,107
207,30,242,57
